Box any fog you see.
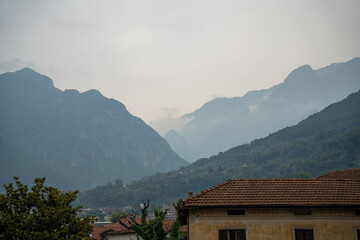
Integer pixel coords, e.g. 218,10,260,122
0,0,359,122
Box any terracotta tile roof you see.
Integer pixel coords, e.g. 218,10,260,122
163,219,176,231
163,219,187,232
315,169,360,179
182,179,360,208
101,228,136,237
92,219,187,239
92,222,134,239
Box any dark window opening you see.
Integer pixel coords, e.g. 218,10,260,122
229,230,236,240
294,208,311,215
295,229,314,240
219,229,246,240
228,210,245,215
219,230,227,240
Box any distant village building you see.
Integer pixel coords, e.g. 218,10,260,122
91,222,139,240
180,169,360,240
92,219,187,240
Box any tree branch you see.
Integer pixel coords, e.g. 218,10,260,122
118,200,150,230
118,215,132,229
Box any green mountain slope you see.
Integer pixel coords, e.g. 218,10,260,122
162,57,360,161
79,90,360,209
0,68,187,190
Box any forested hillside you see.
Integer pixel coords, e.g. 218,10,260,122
160,57,360,161
78,90,360,209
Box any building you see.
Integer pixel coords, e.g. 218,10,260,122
92,219,187,240
181,169,360,240
91,222,138,240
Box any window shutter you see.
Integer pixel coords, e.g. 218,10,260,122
295,230,304,240
295,229,313,240
304,230,314,240
219,230,228,240
236,229,246,240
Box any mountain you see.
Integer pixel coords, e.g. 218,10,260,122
161,57,360,161
164,130,193,161
0,68,187,190
78,89,360,209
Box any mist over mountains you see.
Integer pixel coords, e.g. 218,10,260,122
1,57,359,193
79,88,360,209
157,58,360,161
0,68,187,190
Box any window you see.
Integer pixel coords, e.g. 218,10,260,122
294,208,311,215
219,229,246,240
295,229,314,240
228,210,245,215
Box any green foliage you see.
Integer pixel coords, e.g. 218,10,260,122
133,210,168,240
78,90,360,211
0,177,97,240
119,200,185,240
110,210,126,223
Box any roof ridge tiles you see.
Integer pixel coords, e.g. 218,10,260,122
229,178,360,182
184,179,232,203
315,168,360,179
182,175,360,208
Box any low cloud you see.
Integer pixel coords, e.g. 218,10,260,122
149,108,193,136
162,107,182,119
0,58,36,73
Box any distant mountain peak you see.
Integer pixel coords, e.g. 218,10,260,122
18,67,36,73
1,67,55,89
165,129,178,135
15,67,47,79
83,89,103,97
0,69,187,190
284,64,315,83
162,58,360,161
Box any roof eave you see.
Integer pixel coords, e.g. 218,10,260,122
182,204,360,209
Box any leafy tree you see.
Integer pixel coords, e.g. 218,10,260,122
0,177,97,240
118,199,186,240
110,210,126,223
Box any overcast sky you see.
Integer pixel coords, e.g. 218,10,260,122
1,0,359,122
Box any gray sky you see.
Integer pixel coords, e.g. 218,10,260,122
1,0,359,123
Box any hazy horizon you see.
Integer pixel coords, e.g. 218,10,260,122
1,0,360,123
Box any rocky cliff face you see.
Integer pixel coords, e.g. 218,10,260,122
0,68,187,190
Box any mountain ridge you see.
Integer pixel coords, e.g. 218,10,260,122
162,57,360,161
79,89,360,209
0,68,188,190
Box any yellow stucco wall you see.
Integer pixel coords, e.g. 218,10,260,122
188,208,360,240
